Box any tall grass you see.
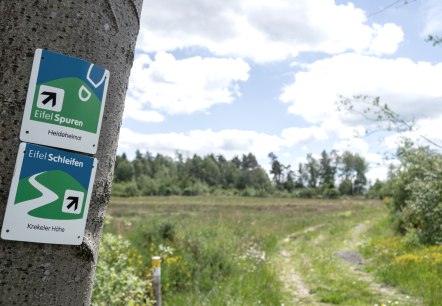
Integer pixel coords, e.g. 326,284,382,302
101,196,324,305
93,196,438,305
363,219,442,306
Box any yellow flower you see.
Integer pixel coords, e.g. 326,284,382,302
395,254,420,265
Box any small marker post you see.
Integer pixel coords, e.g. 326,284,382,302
152,256,161,306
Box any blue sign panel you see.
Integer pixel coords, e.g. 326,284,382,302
20,49,110,154
1,143,97,245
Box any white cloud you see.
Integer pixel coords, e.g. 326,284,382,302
137,0,404,62
281,53,442,125
422,0,442,35
333,138,370,153
123,96,165,123
369,23,404,55
320,117,365,139
281,126,328,146
125,52,250,118
367,166,388,182
119,127,284,160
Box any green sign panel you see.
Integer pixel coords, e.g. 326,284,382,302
20,49,109,154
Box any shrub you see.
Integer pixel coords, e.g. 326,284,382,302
136,175,160,196
322,187,340,199
298,188,316,198
110,182,126,197
241,187,257,197
402,177,442,244
182,181,210,196
388,144,442,245
92,233,152,305
124,182,141,197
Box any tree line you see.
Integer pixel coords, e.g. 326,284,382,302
112,149,369,198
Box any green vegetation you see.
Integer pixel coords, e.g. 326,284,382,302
340,96,442,245
334,95,442,305
112,150,368,198
273,200,419,306
90,196,439,305
363,216,442,306
94,196,302,305
92,233,152,306
385,143,442,245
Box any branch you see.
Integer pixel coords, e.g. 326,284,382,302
336,95,442,150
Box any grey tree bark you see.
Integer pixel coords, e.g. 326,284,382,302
0,1,142,304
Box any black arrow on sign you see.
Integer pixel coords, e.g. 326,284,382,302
66,196,79,211
41,91,57,107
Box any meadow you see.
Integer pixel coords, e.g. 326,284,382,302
91,196,441,306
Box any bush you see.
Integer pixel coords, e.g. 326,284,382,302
402,177,442,244
388,144,442,245
129,222,234,295
297,188,316,198
136,175,160,196
338,179,353,196
92,233,152,305
182,181,210,196
241,187,257,197
322,187,340,199
110,182,127,197
124,182,141,197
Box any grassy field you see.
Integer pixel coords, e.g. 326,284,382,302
92,196,440,305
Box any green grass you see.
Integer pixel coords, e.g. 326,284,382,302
272,201,411,305
362,218,442,306
96,196,437,305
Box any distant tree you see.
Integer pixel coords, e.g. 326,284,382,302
353,153,368,194
231,156,242,169
295,163,307,188
339,178,353,196
305,154,319,188
319,150,336,188
284,166,296,192
114,153,135,182
201,155,221,186
268,152,283,188
217,155,239,189
338,151,368,195
241,153,259,171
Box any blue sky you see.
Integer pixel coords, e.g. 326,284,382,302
118,0,442,182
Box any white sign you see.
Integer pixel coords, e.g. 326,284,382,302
20,49,109,154
1,143,97,245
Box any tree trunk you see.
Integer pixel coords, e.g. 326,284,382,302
0,1,142,304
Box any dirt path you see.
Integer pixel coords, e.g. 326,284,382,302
274,224,329,306
274,219,422,306
335,221,422,305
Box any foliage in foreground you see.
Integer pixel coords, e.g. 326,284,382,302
92,233,153,305
94,208,284,306
387,143,442,245
94,196,441,304
363,219,442,306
